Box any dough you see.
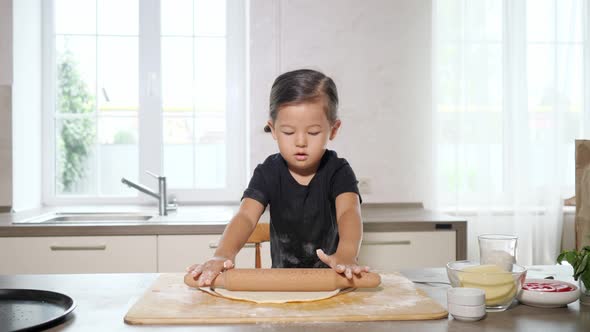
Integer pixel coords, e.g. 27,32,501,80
199,287,347,304
458,264,516,305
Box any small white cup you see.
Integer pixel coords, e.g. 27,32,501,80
448,302,487,321
447,288,486,321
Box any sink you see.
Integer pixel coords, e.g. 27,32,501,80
14,212,154,224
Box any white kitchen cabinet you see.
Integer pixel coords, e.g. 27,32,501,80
358,231,456,271
0,236,157,274
157,235,272,272
159,231,455,273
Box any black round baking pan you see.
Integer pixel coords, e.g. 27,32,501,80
0,289,76,332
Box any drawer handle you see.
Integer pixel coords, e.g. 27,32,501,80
363,240,411,246
50,245,107,251
209,242,256,249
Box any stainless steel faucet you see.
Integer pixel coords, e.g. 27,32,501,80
121,171,177,216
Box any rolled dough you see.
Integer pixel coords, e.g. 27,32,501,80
198,287,349,304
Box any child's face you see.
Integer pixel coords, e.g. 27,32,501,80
268,100,341,174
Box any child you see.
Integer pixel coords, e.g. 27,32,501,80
186,69,368,286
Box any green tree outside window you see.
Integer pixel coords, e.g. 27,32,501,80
56,50,95,193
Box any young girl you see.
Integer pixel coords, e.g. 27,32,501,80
186,69,368,286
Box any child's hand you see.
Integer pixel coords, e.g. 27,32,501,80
185,256,235,287
316,249,369,279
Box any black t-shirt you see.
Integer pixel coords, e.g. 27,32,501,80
242,149,361,268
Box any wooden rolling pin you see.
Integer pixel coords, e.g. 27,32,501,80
184,268,381,291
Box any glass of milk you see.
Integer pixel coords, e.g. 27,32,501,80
478,234,518,271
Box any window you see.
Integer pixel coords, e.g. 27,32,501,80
434,0,587,206
43,0,246,204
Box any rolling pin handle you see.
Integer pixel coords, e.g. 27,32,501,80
184,273,198,288
184,272,226,289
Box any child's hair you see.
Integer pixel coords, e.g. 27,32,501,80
264,69,339,133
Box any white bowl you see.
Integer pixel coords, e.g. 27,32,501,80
517,278,580,308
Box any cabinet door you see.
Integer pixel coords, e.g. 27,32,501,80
359,231,456,271
0,236,157,274
157,235,272,272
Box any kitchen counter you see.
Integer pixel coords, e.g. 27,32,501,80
0,203,466,237
0,265,587,331
0,203,467,269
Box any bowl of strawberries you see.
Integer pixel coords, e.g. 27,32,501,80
517,278,580,308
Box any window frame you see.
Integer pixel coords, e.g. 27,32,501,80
42,0,247,205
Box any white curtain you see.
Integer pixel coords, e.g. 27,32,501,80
433,0,589,265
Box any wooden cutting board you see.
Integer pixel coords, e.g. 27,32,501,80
124,272,448,324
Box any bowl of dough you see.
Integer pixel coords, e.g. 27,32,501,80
446,260,527,312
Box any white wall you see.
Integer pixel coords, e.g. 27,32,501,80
11,0,42,211
0,0,13,208
0,0,12,85
0,85,11,208
249,0,433,206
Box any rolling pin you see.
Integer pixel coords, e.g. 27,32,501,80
184,268,381,291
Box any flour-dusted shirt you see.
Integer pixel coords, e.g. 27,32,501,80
242,149,361,268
